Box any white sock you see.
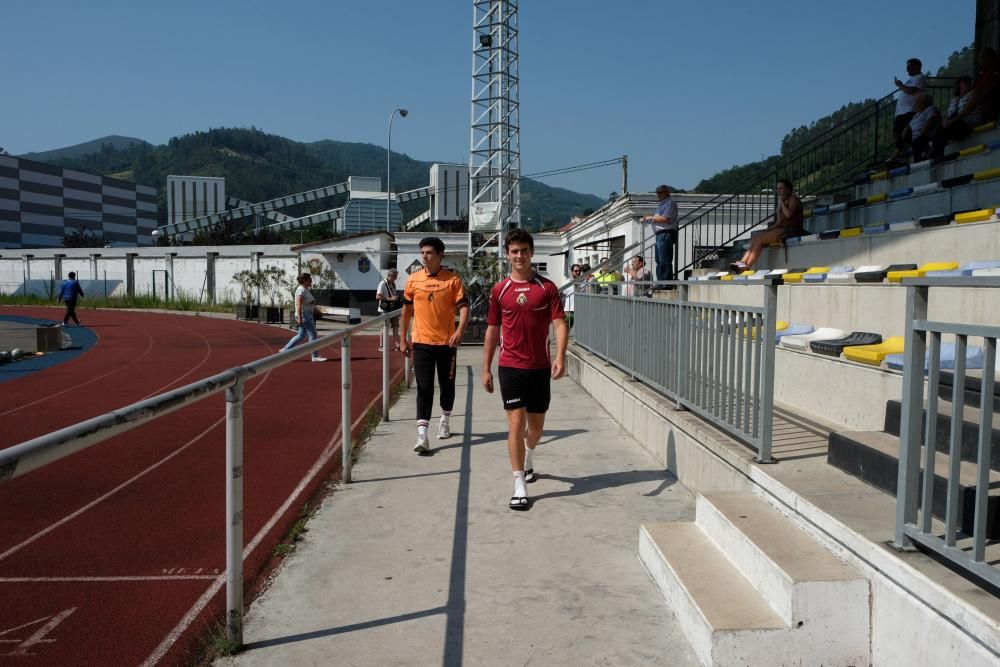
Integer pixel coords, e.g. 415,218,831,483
417,421,428,438
513,471,527,497
440,412,450,425
524,447,534,470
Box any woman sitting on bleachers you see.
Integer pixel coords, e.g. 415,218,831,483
931,49,1000,158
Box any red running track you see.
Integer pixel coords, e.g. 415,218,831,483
0,306,403,665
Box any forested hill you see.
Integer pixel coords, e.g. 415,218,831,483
25,128,605,233
694,45,974,193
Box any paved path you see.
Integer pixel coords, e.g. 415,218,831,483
222,347,699,666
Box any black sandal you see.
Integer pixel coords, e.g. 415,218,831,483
509,496,529,511
525,468,537,483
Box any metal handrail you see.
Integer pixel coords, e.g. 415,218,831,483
555,79,957,295
573,279,779,462
893,276,1000,588
0,311,406,649
674,78,957,273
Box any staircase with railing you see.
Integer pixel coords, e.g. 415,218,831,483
674,78,955,274
557,80,956,290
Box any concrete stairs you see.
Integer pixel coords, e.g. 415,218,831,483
828,374,1000,538
639,492,870,666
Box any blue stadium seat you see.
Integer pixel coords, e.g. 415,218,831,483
774,323,815,343
885,343,985,371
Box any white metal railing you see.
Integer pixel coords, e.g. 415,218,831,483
574,280,779,462
0,312,406,648
893,277,1000,587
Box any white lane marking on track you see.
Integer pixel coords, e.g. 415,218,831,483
0,322,155,416
141,373,402,667
0,607,76,656
0,327,278,562
0,576,217,582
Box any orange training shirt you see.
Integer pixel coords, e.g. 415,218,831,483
403,267,468,345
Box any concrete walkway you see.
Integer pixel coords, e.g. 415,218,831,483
220,347,698,666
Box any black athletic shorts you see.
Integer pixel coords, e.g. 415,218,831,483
498,366,551,413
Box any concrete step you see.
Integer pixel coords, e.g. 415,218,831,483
639,522,784,666
640,518,870,666
828,430,1000,538
696,493,868,628
884,398,1000,471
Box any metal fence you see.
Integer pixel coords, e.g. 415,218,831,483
574,280,779,462
0,313,406,648
894,277,1000,588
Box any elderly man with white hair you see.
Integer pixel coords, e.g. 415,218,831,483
376,268,401,351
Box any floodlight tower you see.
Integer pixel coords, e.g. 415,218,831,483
469,0,520,259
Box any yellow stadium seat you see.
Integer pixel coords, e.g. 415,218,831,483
974,121,997,133
843,336,905,365
743,320,788,339
887,262,959,282
840,227,862,238
959,145,986,158
974,167,1000,181
782,267,829,284
866,193,888,204
870,171,888,181
721,274,735,281
954,209,995,224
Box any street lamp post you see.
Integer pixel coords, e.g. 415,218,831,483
386,107,408,233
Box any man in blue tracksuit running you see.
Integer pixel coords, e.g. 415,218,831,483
58,272,85,326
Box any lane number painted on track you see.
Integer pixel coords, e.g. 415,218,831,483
0,608,77,656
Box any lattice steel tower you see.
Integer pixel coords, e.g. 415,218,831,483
469,0,520,257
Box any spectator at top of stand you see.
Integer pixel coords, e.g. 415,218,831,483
931,48,1000,158
892,93,940,162
893,58,928,149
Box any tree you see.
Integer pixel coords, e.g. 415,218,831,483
63,226,107,248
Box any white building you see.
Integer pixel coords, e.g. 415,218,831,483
166,175,226,227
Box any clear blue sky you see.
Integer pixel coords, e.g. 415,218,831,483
1,0,976,196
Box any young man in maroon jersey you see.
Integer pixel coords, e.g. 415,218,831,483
482,229,569,510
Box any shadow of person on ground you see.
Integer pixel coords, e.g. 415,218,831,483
531,469,677,504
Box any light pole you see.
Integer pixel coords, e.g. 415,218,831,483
386,107,408,233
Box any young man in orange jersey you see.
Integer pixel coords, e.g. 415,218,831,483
482,229,568,510
400,237,470,453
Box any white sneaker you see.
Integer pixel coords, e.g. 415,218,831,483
414,433,430,453
437,419,451,439
311,357,328,362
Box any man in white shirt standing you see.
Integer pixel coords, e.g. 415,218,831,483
893,58,927,154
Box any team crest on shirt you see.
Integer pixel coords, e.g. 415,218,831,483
516,292,527,306
427,292,435,302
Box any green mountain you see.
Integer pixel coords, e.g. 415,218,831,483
27,128,604,238
20,135,150,162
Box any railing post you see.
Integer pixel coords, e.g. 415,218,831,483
894,284,929,549
342,336,353,483
675,283,689,408
756,281,778,463
382,319,390,420
225,380,245,648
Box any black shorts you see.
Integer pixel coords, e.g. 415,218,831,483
498,366,551,413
